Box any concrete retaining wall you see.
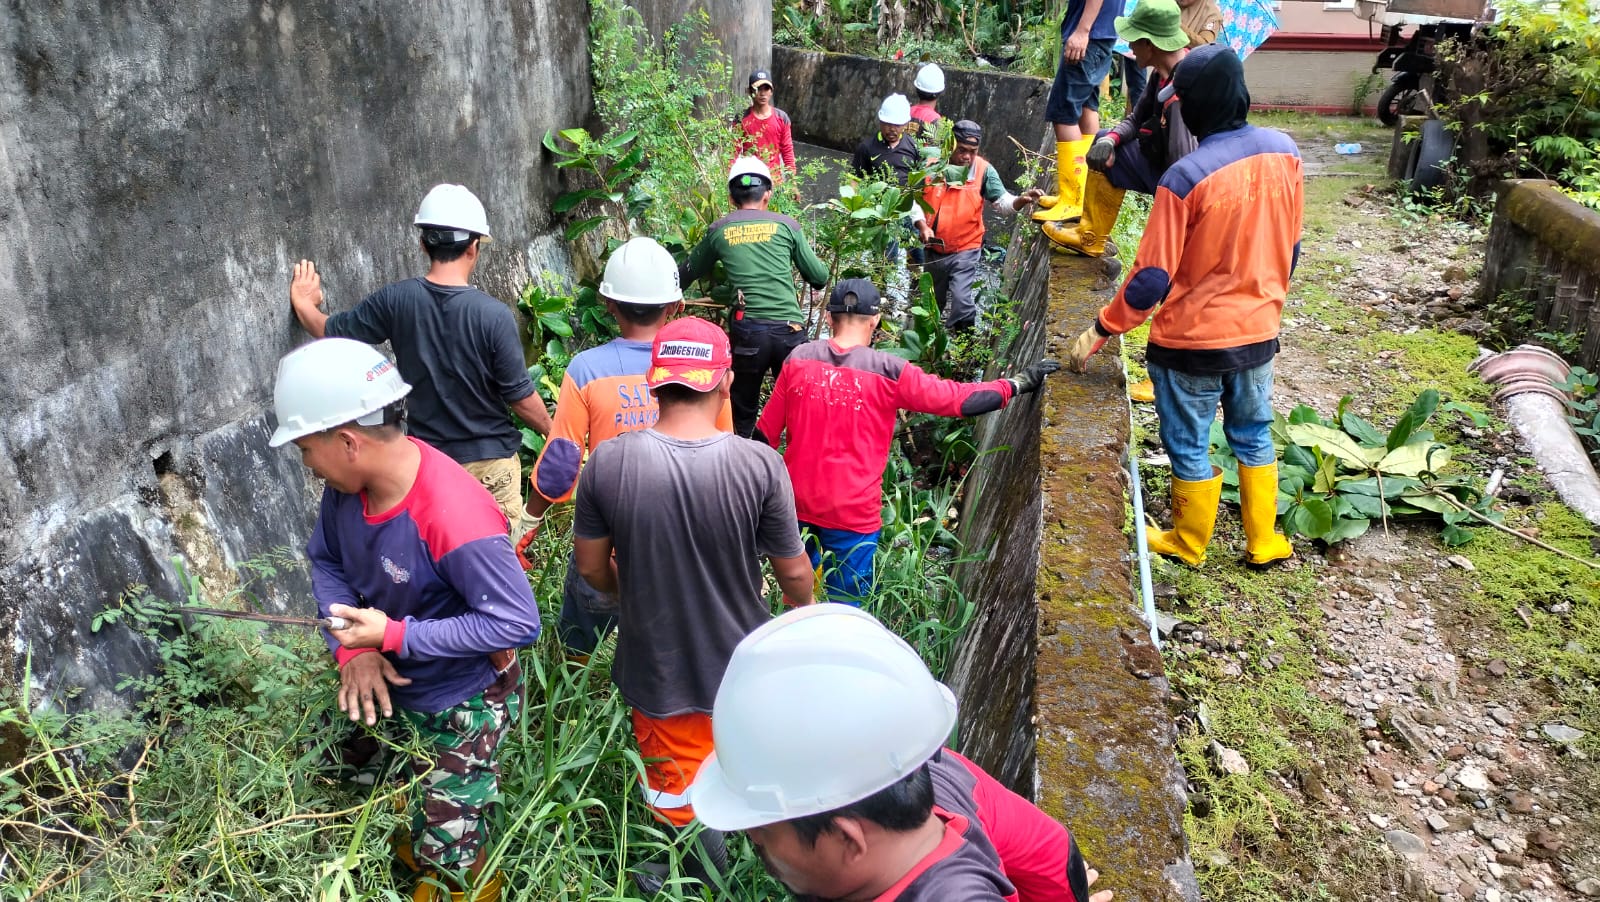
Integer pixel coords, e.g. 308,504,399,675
772,45,1051,185
1245,44,1386,114
949,237,1198,901
0,0,752,709
1482,179,1600,367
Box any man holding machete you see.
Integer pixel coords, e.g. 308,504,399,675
268,337,539,901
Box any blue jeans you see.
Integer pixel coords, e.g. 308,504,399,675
1097,128,1161,195
1149,360,1277,482
557,547,618,655
1121,55,1149,106
800,523,880,606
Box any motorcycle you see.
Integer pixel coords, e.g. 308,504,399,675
1371,21,1474,127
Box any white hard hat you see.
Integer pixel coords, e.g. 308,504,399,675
413,184,492,242
728,155,773,188
687,604,958,832
599,236,683,306
268,338,412,447
877,93,912,126
914,63,945,94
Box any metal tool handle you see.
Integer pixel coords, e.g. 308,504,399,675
324,616,350,630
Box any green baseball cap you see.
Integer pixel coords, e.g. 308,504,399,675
1115,0,1189,53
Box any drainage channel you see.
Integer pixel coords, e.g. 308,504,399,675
947,232,1199,902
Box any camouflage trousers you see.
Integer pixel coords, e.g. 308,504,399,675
338,657,523,873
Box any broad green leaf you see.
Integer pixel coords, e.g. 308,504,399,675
1284,443,1318,472
606,145,647,179
563,216,606,241
1281,464,1313,486
1399,492,1455,514
540,315,573,338
1375,441,1451,477
1313,452,1341,494
1341,411,1388,446
1386,388,1440,450
558,127,590,144
1440,523,1476,546
1287,423,1381,468
1288,404,1326,426
1340,491,1386,518
1284,497,1335,538
1324,516,1372,543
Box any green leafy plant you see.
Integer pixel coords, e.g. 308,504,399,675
1211,390,1495,546
1559,365,1600,462
1436,0,1600,206
541,127,653,242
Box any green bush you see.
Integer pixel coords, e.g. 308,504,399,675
1439,0,1600,209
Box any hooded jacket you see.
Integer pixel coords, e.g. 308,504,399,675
1095,45,1305,374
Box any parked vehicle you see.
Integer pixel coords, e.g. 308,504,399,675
1371,21,1475,126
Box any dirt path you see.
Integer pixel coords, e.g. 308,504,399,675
1143,116,1599,902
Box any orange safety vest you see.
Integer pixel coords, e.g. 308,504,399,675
923,156,989,255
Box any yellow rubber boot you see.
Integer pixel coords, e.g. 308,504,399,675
1043,170,1126,256
1127,379,1155,403
1033,137,1094,222
1146,468,1222,566
1238,463,1294,568
412,871,502,902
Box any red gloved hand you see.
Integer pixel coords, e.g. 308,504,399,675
515,512,542,572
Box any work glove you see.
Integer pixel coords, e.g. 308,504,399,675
1008,359,1062,395
1085,136,1117,173
1066,325,1109,373
514,511,543,572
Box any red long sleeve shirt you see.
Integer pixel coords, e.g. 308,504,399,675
757,339,1013,533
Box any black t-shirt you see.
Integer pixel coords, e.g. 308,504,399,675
325,278,535,464
851,133,922,185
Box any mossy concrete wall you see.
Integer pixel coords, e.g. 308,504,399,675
771,45,1050,184
1482,179,1600,368
948,238,1199,901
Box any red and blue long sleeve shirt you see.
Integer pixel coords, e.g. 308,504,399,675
309,438,541,714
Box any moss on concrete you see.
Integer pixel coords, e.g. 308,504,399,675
1030,251,1196,901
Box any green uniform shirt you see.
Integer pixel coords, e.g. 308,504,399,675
681,208,830,322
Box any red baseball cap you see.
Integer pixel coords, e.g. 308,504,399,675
647,316,732,392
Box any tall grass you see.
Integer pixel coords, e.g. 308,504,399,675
0,496,973,900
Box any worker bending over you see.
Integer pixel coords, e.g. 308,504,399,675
288,185,552,525
1065,45,1303,569
572,317,814,890
515,238,731,658
270,338,539,902
689,604,1113,901
680,157,830,437
916,120,1045,330
757,279,1058,605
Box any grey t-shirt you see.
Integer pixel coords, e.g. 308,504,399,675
325,277,535,464
572,429,805,717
